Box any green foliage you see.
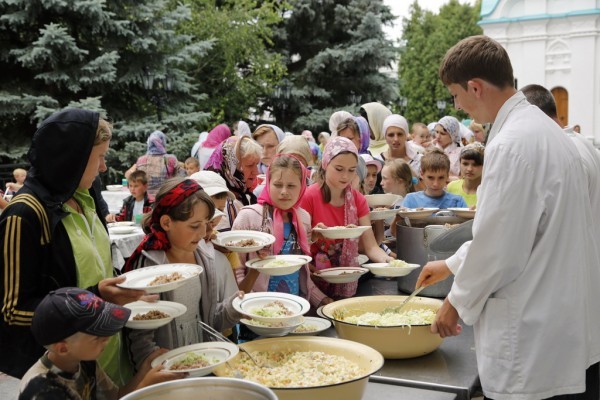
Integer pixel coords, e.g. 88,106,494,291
268,0,398,133
398,0,482,124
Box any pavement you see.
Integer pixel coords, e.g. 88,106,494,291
0,373,19,400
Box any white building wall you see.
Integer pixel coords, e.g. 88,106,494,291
479,0,600,144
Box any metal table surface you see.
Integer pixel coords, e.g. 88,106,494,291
324,276,480,400
364,380,458,400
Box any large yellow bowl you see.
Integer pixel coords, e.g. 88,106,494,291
321,295,444,359
213,336,384,400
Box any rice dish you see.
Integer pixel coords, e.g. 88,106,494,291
335,309,436,326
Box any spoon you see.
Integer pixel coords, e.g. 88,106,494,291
383,286,425,314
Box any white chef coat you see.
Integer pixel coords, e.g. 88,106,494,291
445,92,593,400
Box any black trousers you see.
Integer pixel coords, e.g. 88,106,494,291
484,362,599,400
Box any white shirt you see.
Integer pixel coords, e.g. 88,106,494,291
446,92,593,399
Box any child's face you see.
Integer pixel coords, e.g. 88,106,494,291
385,126,407,151
434,126,452,148
460,159,483,181
163,202,210,253
185,163,200,176
420,168,448,197
65,333,111,361
381,166,407,196
364,165,378,193
337,128,361,152
128,181,147,200
14,172,26,184
325,153,357,193
269,168,302,211
412,127,431,145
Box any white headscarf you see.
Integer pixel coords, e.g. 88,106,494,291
254,124,285,143
362,102,392,156
235,121,251,137
382,114,409,138
329,110,353,135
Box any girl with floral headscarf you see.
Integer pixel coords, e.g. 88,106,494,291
434,116,462,179
124,178,242,369
299,137,395,300
232,154,331,308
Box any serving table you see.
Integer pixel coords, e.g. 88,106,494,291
101,189,130,214
325,276,480,400
109,227,145,271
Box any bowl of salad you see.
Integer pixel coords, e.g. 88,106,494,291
320,295,444,359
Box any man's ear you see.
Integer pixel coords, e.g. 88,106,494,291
467,79,485,98
159,214,171,231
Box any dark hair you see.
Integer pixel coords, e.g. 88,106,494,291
520,84,558,119
211,191,229,200
440,35,514,90
460,148,484,165
128,170,147,185
420,148,450,173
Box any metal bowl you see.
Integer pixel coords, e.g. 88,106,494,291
120,377,278,400
213,336,383,400
321,295,444,359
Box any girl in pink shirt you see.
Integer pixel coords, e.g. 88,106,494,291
300,137,394,299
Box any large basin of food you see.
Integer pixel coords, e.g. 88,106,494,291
213,336,384,400
320,295,444,359
120,377,277,400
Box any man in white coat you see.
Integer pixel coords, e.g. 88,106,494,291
416,36,598,399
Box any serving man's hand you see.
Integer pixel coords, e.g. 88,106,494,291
415,260,452,289
432,298,462,337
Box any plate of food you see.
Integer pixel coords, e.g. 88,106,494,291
312,225,371,240
245,255,312,276
365,194,402,208
117,264,203,294
124,300,188,329
369,206,399,221
447,207,476,219
233,292,310,324
107,221,135,228
151,342,239,377
108,226,138,235
212,230,276,253
289,316,331,336
397,207,439,219
314,267,369,284
240,316,304,337
363,260,421,278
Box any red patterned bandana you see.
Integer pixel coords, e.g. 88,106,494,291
123,179,201,272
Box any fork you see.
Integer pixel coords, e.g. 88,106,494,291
197,320,266,369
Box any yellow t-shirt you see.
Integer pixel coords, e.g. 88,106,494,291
446,179,477,208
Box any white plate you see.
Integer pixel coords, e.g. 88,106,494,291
357,254,369,265
245,255,312,276
363,262,421,278
240,316,304,337
312,225,371,239
151,342,239,377
289,316,332,336
447,207,476,219
365,194,402,208
233,292,310,323
107,221,135,228
212,230,276,253
108,226,138,235
397,207,439,219
369,208,399,221
314,267,369,284
117,264,203,294
124,300,188,329
106,185,123,192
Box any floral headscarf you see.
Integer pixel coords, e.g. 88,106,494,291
202,124,231,149
361,102,392,156
147,130,167,155
257,154,310,256
123,179,201,272
353,116,371,154
321,137,360,270
437,116,462,146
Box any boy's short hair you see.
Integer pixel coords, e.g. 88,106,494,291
13,168,27,177
439,35,514,90
420,148,450,173
184,157,200,167
128,170,147,185
31,287,130,346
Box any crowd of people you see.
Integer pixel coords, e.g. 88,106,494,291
0,34,598,400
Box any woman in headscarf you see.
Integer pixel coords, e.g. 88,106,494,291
252,124,285,174
434,116,462,180
299,137,395,300
360,102,392,156
198,124,232,170
0,109,147,383
377,114,423,176
332,116,370,155
317,132,330,153
328,111,353,136
126,130,184,194
234,120,251,137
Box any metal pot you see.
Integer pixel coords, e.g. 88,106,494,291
395,224,456,298
120,377,278,400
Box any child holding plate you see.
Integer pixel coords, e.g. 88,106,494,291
232,154,332,308
299,137,394,300
123,178,242,370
